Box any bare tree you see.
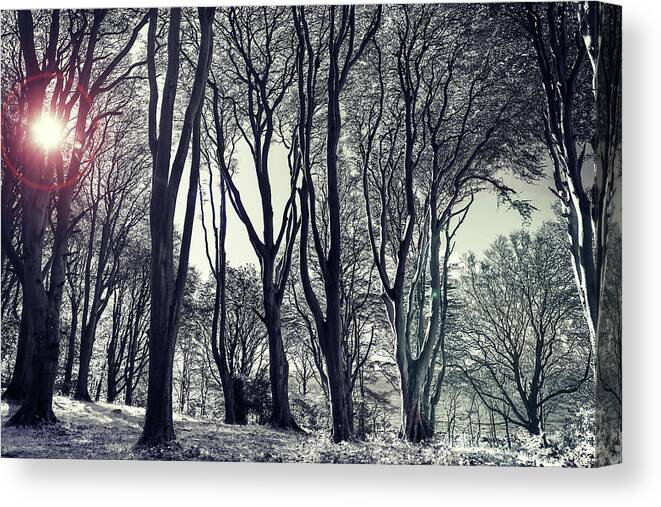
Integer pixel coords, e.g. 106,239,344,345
105,235,151,404
214,6,300,429
5,9,149,425
293,4,381,442
75,104,149,401
456,224,592,436
140,6,215,446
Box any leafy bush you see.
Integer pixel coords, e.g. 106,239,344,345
290,394,328,432
558,407,596,467
241,371,271,424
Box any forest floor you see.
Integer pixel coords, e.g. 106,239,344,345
2,397,550,465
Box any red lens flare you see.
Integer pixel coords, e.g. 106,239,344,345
1,71,91,192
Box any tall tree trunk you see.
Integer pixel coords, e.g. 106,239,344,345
106,325,120,403
206,162,240,424
8,183,57,424
2,304,33,401
74,320,97,401
293,5,380,442
61,302,78,396
319,324,353,441
139,7,214,446
580,2,622,467
75,217,112,401
6,23,58,423
263,286,297,429
140,278,177,444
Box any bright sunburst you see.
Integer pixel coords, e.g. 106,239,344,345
31,114,63,150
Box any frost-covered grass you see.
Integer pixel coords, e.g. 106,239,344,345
1,397,583,465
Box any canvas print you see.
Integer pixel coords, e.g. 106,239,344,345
0,2,621,467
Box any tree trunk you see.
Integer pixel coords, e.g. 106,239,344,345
504,414,512,449
208,170,241,425
401,373,433,443
263,289,297,429
61,303,78,396
124,370,134,406
7,219,58,425
139,305,176,445
232,376,248,425
94,372,104,402
74,322,96,401
107,376,117,403
2,304,33,401
7,117,58,425
527,414,541,436
106,343,119,403
139,6,214,446
320,324,353,442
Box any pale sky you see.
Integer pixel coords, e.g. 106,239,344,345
174,140,293,275
175,144,557,279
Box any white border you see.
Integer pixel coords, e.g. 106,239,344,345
1,0,659,505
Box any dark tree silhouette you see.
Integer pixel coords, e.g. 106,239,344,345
214,7,300,429
140,6,215,446
293,4,381,442
5,9,149,425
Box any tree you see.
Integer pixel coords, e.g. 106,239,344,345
74,102,149,401
1,10,33,401
293,4,381,442
1,58,32,399
4,9,149,425
60,229,85,396
456,224,592,436
214,6,300,429
140,6,215,446
105,235,151,404
199,67,243,424
359,4,540,441
513,2,621,362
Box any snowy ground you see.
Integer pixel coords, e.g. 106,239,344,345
1,397,557,465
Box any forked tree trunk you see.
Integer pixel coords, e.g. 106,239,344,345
293,5,381,443
139,7,214,446
6,37,58,424
206,165,241,425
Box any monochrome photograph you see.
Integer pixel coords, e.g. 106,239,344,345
1,2,621,467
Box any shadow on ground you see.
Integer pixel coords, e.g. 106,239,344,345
1,396,312,462
2,396,538,465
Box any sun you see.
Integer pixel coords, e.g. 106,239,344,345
31,114,64,150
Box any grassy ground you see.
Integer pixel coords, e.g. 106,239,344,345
1,396,548,465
